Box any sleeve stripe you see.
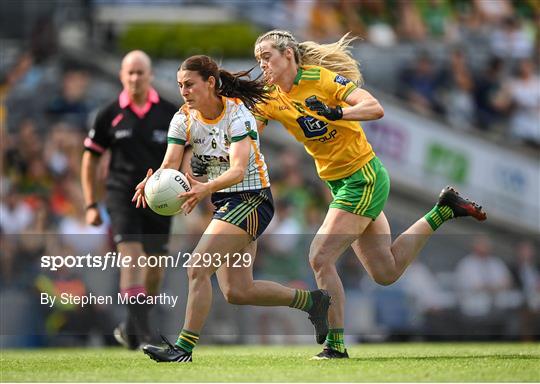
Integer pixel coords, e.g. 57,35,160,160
167,137,186,145
231,130,257,143
231,133,248,142
342,84,358,101
84,137,106,154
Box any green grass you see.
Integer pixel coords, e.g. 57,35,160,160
1,343,539,382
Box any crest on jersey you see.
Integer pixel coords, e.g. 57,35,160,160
334,75,351,86
244,121,252,131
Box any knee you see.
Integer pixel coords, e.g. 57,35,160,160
309,246,336,274
186,266,208,282
222,286,249,305
371,272,398,286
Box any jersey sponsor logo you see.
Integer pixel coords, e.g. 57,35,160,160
292,101,307,114
278,105,289,111
152,130,167,144
308,129,338,143
193,137,206,144
334,75,351,86
296,116,328,138
195,154,229,163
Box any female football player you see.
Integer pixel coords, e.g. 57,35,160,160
132,55,330,362
253,30,487,359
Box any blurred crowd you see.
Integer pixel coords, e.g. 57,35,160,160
244,0,540,147
1,0,539,346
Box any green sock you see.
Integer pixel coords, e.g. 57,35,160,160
175,329,199,352
325,328,345,353
424,205,454,231
288,289,313,312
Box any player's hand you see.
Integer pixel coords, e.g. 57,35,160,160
190,156,208,177
179,173,210,214
132,168,153,208
305,96,343,121
85,207,103,226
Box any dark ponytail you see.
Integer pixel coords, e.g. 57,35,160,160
180,55,269,111
217,68,269,111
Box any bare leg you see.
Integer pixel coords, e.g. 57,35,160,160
309,208,372,329
182,220,252,332
216,241,296,306
117,241,146,291
351,212,433,285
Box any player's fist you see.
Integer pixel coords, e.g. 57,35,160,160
86,207,103,226
305,96,343,121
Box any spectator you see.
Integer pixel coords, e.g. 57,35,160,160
490,16,535,60
308,0,346,42
0,188,34,235
455,235,515,338
396,0,427,41
416,0,455,40
505,58,540,146
340,0,396,47
510,241,540,340
398,52,444,116
439,48,475,130
400,261,458,339
46,67,91,130
473,56,509,132
473,0,514,25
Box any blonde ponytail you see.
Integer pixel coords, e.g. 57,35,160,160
255,30,363,86
299,33,363,86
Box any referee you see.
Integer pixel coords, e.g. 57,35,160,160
81,50,180,349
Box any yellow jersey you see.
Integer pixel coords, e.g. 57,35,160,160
255,65,374,181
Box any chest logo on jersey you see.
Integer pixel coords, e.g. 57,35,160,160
296,116,328,138
193,137,206,144
292,101,307,114
152,130,167,144
115,129,132,139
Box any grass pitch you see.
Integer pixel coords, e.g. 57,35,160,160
1,343,539,382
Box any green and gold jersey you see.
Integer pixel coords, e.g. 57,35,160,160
255,65,374,181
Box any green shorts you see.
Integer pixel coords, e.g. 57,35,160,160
325,157,390,219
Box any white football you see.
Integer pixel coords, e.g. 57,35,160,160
144,169,191,216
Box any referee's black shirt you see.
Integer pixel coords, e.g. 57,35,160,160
84,88,178,192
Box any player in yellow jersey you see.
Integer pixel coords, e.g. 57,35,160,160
253,30,487,359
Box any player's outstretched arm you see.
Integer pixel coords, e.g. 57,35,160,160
341,88,384,121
